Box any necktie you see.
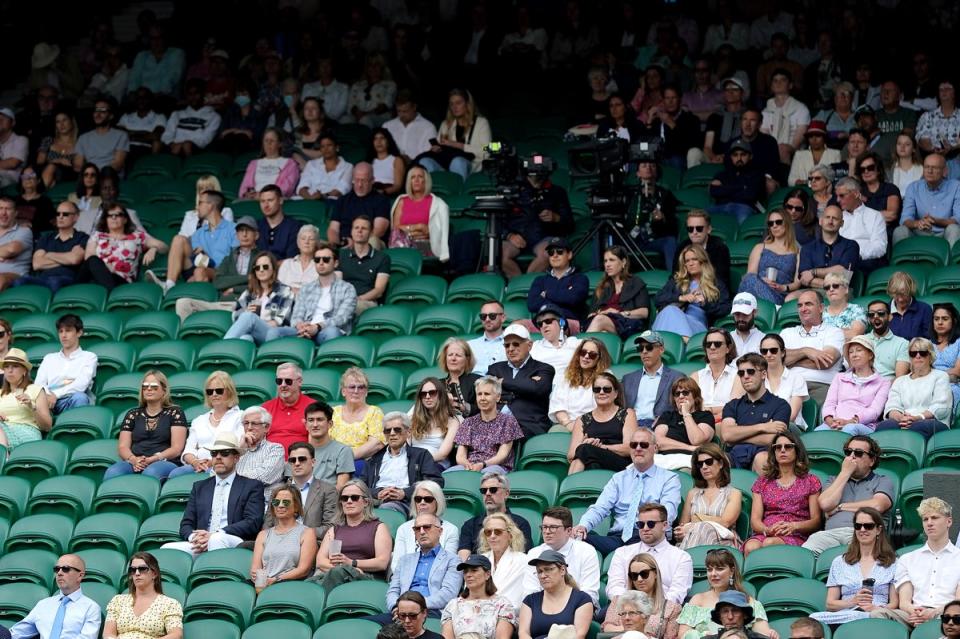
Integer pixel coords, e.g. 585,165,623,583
50,596,70,639
210,480,228,533
622,472,646,543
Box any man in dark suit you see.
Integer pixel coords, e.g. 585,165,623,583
363,412,443,516
267,441,337,543
486,324,555,437
622,331,685,428
163,433,265,556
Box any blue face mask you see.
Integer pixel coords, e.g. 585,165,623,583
283,94,295,108
235,95,251,108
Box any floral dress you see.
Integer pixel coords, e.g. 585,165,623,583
106,594,183,639
441,595,517,639
94,230,146,283
745,473,822,546
810,557,896,625
330,405,385,449
823,303,867,332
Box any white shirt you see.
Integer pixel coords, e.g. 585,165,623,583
309,284,334,325
895,542,960,608
765,366,809,427
278,257,319,294
180,405,244,463
485,548,530,612
840,204,888,260
34,347,98,399
376,445,409,490
606,537,693,604
522,538,601,606
548,378,596,424
383,113,438,160
780,323,845,385
761,96,810,146
161,105,221,148
733,327,765,356
391,518,461,571
893,165,924,193
531,336,581,377
297,157,353,198
301,80,349,121
117,111,167,148
10,588,101,639
695,364,738,409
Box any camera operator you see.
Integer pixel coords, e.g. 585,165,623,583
501,158,574,277
626,158,680,269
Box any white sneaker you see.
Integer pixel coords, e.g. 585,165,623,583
144,270,163,287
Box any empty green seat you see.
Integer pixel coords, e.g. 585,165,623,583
0,286,51,324
98,372,147,415
157,473,207,513
743,545,815,590
12,313,58,349
361,366,405,402
184,619,241,639
94,474,161,520
814,544,846,581
168,371,211,405
51,284,108,313
386,274,447,305
4,440,70,486
149,547,193,587
254,337,315,370
558,470,614,509
75,548,129,588
232,370,276,404
130,154,181,180
428,170,464,196
135,340,197,376
188,547,254,588
504,273,540,301
321,580,388,622
49,405,114,449
441,471,484,515
872,430,926,477
301,368,342,401
241,620,312,639
402,366,445,399
927,430,960,469
184,581,256,629
312,619,382,639
136,512,185,550
0,582,50,626
899,467,955,533
28,475,96,520
195,339,256,373
314,336,378,373
757,577,826,621
0,549,58,588
121,311,180,349
178,310,232,348
516,433,574,482
66,438,119,483
0,477,32,521
831,618,908,639
251,581,325,626
70,512,139,555
911,619,943,639
355,305,416,339
414,304,475,339
801,430,849,476
180,152,232,179
374,335,437,376
5,513,74,554
506,470,559,511
107,282,163,313
446,273,505,303
891,235,950,266
384,247,422,277
87,342,136,392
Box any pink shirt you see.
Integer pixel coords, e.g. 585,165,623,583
398,194,432,226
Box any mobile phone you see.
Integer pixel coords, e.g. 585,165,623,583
330,540,342,555
429,138,439,145
862,578,875,590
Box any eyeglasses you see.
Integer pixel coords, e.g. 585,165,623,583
128,565,151,574
54,565,81,573
397,612,422,620
205,387,225,396
637,520,662,529
540,524,564,532
93,107,110,113
255,264,272,271
275,377,297,386
20,173,37,181
783,204,804,212
289,455,311,464
941,614,960,625
592,385,614,394
843,447,874,458
83,171,98,177
759,347,780,355
619,610,644,618
479,486,500,495
772,443,796,452
210,449,237,458
546,248,568,256
737,368,758,377
809,175,825,182
628,569,653,580
687,225,705,233
0,330,6,338
866,310,887,318
674,389,691,397
478,312,502,321
697,458,716,468
344,384,367,392
340,494,364,502
859,163,877,172
412,524,435,532
384,426,405,435
767,218,785,227
504,341,524,349
419,388,439,398
535,317,558,328
909,350,929,358
414,495,436,504
141,383,162,390
483,528,507,537
313,255,334,263
824,283,844,291
705,340,725,349
629,441,651,450
242,420,265,427
271,498,292,507
106,213,125,219
638,343,658,353
853,522,878,531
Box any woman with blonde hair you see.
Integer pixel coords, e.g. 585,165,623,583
277,224,320,296
419,88,493,179
889,133,922,192
391,480,461,570
410,377,460,466
177,174,235,238
876,336,952,439
38,109,79,188
738,208,800,304
549,338,613,431
479,511,529,611
822,271,867,340
653,245,731,337
603,553,681,638
388,164,450,261
888,271,933,340
438,337,480,417
331,367,386,465
0,348,52,449
168,370,243,479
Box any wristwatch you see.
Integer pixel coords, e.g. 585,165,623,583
352,559,358,568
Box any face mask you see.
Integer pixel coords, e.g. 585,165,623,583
283,94,295,108
235,95,251,108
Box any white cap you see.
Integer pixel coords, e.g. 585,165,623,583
503,324,531,341
731,292,758,315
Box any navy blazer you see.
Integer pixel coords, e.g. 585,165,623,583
487,358,555,438
622,365,686,419
363,445,444,501
179,473,265,541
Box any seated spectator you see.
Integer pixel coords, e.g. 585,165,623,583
602,558,682,637
439,338,481,418
549,338,612,432
216,81,264,156
14,165,54,234
676,211,732,290
523,507,600,607
761,68,811,165
80,170,162,253
707,141,765,225
410,378,460,467
67,163,100,213
738,209,800,304
258,363,312,454
0,348,52,449
780,290,843,405
338,216,391,314
888,271,933,340
250,485,319,588
794,205,860,299
939,601,960,639
606,591,658,638
417,88,492,181
266,442,338,545
743,431,822,555
595,93,646,142
470,301,507,374
933,303,960,409
685,58,724,123
529,304,581,376
606,503,693,606
116,88,166,161
104,552,183,639
835,177,887,273
698,591,771,639
808,165,836,216
803,436,895,555
693,78,746,167
832,128,870,181
822,272,867,339
788,121,840,186
734,111,786,185
866,300,910,380
267,242,357,344
0,108,27,189
816,337,891,435
14,200,88,291
33,313,96,414
623,331,685,428
235,406,285,494
573,429,681,555
856,152,902,240
760,333,809,430
384,92,437,164
487,328,555,438
9,552,101,638
73,97,128,173
676,549,774,639
630,66,666,124
695,328,744,417
675,443,742,549
174,176,236,239
303,56,348,119
127,23,185,99
815,82,857,146
103,371,186,481
653,377,718,471
519,551,593,639
501,168,574,278
447,376,524,474
917,81,960,155
331,367,385,465
37,109,79,188
76,203,162,291
276,225,319,297
730,293,765,356
896,153,960,247
441,554,517,639
756,33,805,102
566,372,636,474
289,96,328,168
168,371,242,480
304,401,354,489
783,189,817,246
368,128,405,196
268,78,303,133
525,239,587,331
346,55,396,129
585,246,651,337
222,251,295,345
890,134,922,194
392,480,461,571
313,479,392,590
876,337,952,439
161,79,220,157
656,245,731,336
457,473,534,559
363,412,443,515
0,197,33,291
0,319,11,382
646,84,702,170
238,127,300,199
326,163,390,247
388,165,450,262
719,353,793,472
869,497,960,628
298,132,354,200
480,513,529,612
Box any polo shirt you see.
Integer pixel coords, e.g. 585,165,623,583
798,234,861,273
257,215,302,260
868,330,909,380
889,298,933,341
262,394,315,459
36,230,90,278
721,390,791,427
338,246,390,297
823,471,896,530
779,323,845,385
191,218,238,266
330,192,391,241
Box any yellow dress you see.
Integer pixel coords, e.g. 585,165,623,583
330,405,385,448
106,594,183,639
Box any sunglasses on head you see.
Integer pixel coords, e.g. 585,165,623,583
478,312,502,321
687,225,705,233
580,349,600,360
736,368,758,377
697,457,716,468
759,347,780,355
414,495,436,504
629,569,653,580
843,447,873,458
853,522,878,531
289,455,311,464
593,385,614,394
205,387,225,396
271,498,292,507
313,255,334,263
340,494,363,502
629,441,651,450
767,218,785,227
546,248,567,256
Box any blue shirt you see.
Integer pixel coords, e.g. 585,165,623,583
411,545,440,597
577,463,682,534
469,334,505,374
798,234,860,273
901,178,960,226
633,365,663,420
889,297,933,341
35,230,90,278
191,218,239,267
257,215,302,260
721,390,792,427
10,588,101,639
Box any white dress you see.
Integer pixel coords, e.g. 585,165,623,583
180,406,244,463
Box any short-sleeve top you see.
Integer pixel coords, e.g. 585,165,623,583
330,405,385,449
752,473,822,525
655,409,716,452
106,593,183,639
0,383,45,430
824,303,867,331
523,589,593,639
454,412,524,470
441,595,518,639
121,405,188,457
93,230,147,282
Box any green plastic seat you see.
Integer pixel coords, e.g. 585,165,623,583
157,472,208,513
11,313,59,349
51,283,108,313
241,620,312,639
505,470,559,511
184,619,241,639
504,272,540,301
428,170,464,196
558,470,615,509
28,475,96,520
312,619,383,639
178,310,233,348
94,475,161,520
743,545,815,590
757,577,827,621
4,440,70,487
414,304,474,339
315,336,378,371
120,311,180,349
179,152,232,179
0,549,58,588
384,247,423,278
441,471,484,516
129,154,181,180
737,215,769,242
250,581,326,626
301,368,342,401
149,547,194,587
373,507,407,538
515,433,573,482
254,337,315,370
911,619,943,639
321,580,388,621
926,266,960,294
899,467,956,533
814,544,846,581
135,340,197,376
379,399,413,414
579,332,622,364
680,163,723,188
355,305,416,340
832,618,908,639
188,547,255,588
184,580,256,629
386,274,447,305
74,548,128,588
682,332,708,363
801,430,849,476
168,371,215,405
70,513,139,555
866,265,927,296
98,372,147,415
375,335,437,376
5,513,74,554
136,512,185,550
0,582,50,626
107,282,163,313
687,545,744,579
66,439,120,483
927,430,960,469
25,341,61,369
77,313,124,345
675,188,715,214
361,366,405,402
767,618,831,639
283,199,329,224
0,477,32,521
87,342,136,393
195,339,256,373
891,235,951,266
402,366,445,399
447,273,505,303
872,430,926,477
232,370,277,404
0,285,51,323
162,282,218,310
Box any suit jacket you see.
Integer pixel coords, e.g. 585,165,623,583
623,365,685,419
386,547,462,611
363,445,444,502
264,477,338,543
487,358,555,437
179,473,265,541
213,247,254,296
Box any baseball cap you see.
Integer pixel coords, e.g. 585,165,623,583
503,324,531,341
723,77,745,91
545,237,571,251
634,330,664,347
729,139,752,154
731,292,758,315
235,216,258,231
457,554,492,571
528,549,568,567
0,108,15,124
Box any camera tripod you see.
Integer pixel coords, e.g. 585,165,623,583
571,215,657,272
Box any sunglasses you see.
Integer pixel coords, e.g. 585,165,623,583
340,494,364,502
289,455,311,464
535,317,558,328
941,615,960,625
479,486,500,495
759,347,780,355
580,350,600,360
546,248,568,256
629,441,651,450
106,213,126,219
909,350,929,358
414,495,436,504
54,565,81,573
141,383,162,390
397,612,422,620
271,498,292,507
767,218,785,227
772,443,796,452
705,340,725,349
737,368,758,377
867,310,887,318
255,264,272,271
83,171,98,177
593,385,614,394
205,387,226,396
276,378,297,386
419,388,439,398
687,225,705,233
128,565,151,574
783,204,804,212
636,520,662,529
20,173,37,180
483,528,507,537
824,283,844,291
413,524,436,532
638,343,658,352
313,255,334,263
629,569,653,580
843,447,873,458
0,330,7,338
859,163,877,171
674,389,691,397
94,107,110,113
853,522,878,531
210,449,238,458
478,312,502,321
384,426,405,435
697,458,716,468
